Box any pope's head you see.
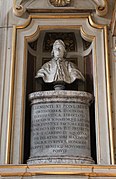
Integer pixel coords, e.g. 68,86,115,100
51,39,67,58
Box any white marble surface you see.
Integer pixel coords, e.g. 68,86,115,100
1,165,116,178
0,28,7,162
28,91,93,164
0,27,13,164
110,36,116,162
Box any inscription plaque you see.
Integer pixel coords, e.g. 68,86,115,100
28,91,94,164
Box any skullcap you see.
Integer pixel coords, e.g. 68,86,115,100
53,39,65,48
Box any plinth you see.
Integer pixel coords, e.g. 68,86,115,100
28,91,94,164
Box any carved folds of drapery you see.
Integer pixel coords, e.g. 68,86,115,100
13,0,108,17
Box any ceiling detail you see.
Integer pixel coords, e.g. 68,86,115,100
49,0,71,7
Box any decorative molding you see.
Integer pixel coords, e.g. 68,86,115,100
13,0,26,17
16,14,89,29
49,0,71,7
13,0,108,17
111,2,116,35
113,47,116,57
113,36,116,57
5,26,17,164
92,0,108,16
1,165,116,177
7,14,114,165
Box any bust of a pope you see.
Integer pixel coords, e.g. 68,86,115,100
35,39,85,84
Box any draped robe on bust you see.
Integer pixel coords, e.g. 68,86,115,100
36,58,85,84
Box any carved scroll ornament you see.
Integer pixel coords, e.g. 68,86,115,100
92,0,108,16
49,0,71,7
13,0,26,17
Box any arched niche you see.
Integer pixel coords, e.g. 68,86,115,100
7,14,114,165
23,28,95,163
26,29,92,91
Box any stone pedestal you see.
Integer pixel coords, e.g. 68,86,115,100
28,91,94,164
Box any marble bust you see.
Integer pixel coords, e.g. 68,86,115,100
35,39,85,84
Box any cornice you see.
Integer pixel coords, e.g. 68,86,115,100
16,14,90,29
13,0,108,17
15,14,106,30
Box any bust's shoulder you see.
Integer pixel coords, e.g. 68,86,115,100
42,59,54,66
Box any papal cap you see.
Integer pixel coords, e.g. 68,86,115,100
53,39,65,48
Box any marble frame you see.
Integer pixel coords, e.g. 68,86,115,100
13,0,108,17
6,14,114,165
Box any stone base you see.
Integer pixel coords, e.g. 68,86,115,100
27,156,94,164
29,91,94,165
1,165,116,178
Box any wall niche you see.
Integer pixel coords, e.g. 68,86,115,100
8,15,113,165
23,29,96,164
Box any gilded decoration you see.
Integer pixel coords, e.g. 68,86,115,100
49,0,71,7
